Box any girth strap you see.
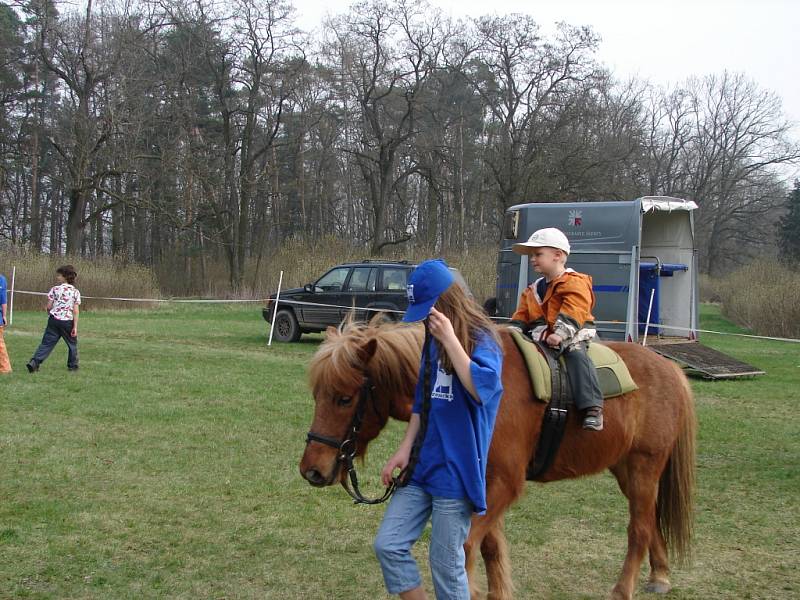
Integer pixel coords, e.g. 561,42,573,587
527,341,570,480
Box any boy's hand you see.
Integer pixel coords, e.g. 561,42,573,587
545,333,563,348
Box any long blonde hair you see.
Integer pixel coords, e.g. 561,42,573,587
433,283,501,372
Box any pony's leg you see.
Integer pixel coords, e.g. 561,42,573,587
464,516,483,600
481,518,513,600
611,465,671,594
464,494,517,600
644,526,671,594
609,455,663,600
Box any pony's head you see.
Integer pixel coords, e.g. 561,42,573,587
299,318,423,487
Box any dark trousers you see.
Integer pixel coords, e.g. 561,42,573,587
563,342,602,411
31,316,78,370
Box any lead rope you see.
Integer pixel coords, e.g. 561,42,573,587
397,320,432,486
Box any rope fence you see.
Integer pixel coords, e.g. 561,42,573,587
8,283,800,345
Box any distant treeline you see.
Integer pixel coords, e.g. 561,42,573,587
1,0,798,294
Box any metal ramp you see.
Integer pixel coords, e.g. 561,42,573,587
648,341,765,379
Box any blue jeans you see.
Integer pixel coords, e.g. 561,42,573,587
374,484,472,599
30,316,78,370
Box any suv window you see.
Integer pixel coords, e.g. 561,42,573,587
345,267,376,292
380,267,408,291
315,267,350,292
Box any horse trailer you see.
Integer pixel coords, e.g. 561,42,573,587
491,196,763,379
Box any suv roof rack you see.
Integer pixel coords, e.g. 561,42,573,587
360,259,410,264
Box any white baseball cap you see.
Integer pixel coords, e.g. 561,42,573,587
512,228,571,255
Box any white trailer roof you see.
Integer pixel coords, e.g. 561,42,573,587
640,196,698,212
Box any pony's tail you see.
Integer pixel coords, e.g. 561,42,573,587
656,368,696,564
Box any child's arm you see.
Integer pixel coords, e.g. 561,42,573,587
428,308,480,400
549,279,594,346
508,288,533,331
71,305,79,337
381,413,421,486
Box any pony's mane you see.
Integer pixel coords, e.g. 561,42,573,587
309,319,425,401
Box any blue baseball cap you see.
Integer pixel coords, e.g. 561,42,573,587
402,259,455,323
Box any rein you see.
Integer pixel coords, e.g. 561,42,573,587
305,373,397,505
305,323,432,505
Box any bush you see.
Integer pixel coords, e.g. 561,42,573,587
1,241,501,310
173,237,500,304
715,259,800,338
0,249,161,311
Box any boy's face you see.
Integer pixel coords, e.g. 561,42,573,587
529,247,565,277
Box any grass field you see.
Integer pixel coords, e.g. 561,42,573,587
1,304,798,599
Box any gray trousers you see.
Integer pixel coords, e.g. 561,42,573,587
563,342,603,410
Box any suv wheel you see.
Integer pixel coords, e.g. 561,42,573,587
369,310,397,326
273,309,301,342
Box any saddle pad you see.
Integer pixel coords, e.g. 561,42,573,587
508,329,638,402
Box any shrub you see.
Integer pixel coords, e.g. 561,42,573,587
715,259,800,338
177,237,500,304
1,240,501,310
0,250,161,311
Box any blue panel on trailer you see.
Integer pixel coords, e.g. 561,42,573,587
639,264,660,333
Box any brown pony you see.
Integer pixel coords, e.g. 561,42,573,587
299,320,695,600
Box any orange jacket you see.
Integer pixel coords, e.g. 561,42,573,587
511,270,596,335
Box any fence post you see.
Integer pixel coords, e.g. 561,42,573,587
8,266,15,326
642,288,655,347
267,270,284,347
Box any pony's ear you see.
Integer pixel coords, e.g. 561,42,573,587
357,338,378,364
325,326,339,338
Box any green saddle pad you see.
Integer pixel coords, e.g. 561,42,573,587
508,329,638,403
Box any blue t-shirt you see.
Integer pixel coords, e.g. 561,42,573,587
0,275,6,326
410,332,503,514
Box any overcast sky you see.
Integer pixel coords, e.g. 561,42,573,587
295,0,800,138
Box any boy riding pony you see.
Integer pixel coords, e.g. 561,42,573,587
509,228,604,431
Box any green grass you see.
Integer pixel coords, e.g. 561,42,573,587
0,304,798,599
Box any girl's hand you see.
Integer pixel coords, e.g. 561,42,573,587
381,447,411,487
71,328,77,338
428,307,456,345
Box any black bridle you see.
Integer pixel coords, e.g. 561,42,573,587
305,373,397,505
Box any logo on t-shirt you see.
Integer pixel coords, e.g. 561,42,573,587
431,364,454,402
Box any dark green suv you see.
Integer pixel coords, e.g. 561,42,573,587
262,260,467,342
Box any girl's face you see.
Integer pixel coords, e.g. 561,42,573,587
55,273,66,284
529,247,564,277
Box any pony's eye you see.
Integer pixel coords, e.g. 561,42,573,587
336,396,353,407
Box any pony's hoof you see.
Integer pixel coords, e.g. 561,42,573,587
644,580,672,594
608,588,630,600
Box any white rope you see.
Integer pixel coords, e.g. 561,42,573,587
14,290,268,303
597,321,800,344
12,289,800,344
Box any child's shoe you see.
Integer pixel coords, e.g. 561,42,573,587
582,406,603,431
26,361,38,373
